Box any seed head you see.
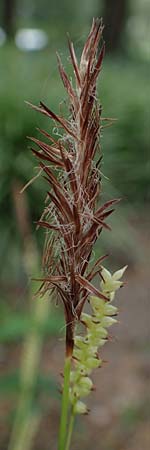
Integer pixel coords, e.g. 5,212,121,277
28,19,119,356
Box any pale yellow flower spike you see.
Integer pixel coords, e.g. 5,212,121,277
69,265,127,414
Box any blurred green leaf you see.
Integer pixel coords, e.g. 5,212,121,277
0,310,64,342
0,372,19,394
0,371,58,397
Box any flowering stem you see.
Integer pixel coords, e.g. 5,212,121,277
65,409,75,450
58,356,72,450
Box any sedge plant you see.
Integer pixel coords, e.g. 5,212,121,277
27,18,127,450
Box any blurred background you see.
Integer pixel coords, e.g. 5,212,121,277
0,1,150,449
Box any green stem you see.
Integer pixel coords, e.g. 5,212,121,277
65,410,75,450
8,294,49,450
58,356,71,450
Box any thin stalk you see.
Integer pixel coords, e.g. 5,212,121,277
8,185,50,450
58,356,71,450
65,409,75,450
8,293,50,450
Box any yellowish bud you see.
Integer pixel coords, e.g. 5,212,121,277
73,400,88,414
112,265,127,280
104,304,118,315
100,316,117,328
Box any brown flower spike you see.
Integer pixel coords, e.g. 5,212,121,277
28,19,119,357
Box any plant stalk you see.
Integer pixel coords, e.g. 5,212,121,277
8,293,49,450
8,186,50,450
58,356,72,450
65,410,75,450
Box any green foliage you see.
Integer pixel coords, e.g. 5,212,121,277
0,306,64,343
0,371,58,397
100,58,150,203
0,43,63,223
0,296,63,404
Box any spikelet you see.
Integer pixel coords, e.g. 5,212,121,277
69,266,127,414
